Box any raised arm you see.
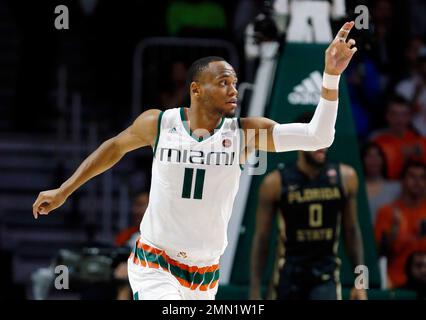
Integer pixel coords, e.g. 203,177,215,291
241,21,357,153
250,170,281,300
32,109,161,219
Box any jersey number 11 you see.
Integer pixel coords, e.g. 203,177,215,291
181,168,206,200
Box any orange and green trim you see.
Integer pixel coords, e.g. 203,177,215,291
180,107,224,142
129,239,220,291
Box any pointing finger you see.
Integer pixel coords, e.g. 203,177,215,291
335,21,355,42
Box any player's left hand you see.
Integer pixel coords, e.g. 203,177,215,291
350,287,368,300
324,21,357,76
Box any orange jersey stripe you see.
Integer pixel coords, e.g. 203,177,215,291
131,253,218,291
136,239,219,274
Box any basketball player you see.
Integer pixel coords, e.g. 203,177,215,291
250,115,367,300
33,22,358,300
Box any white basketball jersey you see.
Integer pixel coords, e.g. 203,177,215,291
139,107,243,265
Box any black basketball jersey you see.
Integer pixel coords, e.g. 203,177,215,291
278,162,346,261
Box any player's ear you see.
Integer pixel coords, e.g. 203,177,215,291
190,81,201,97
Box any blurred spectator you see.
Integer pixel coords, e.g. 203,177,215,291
368,0,410,89
242,0,279,63
345,53,382,137
400,37,424,79
369,96,426,180
362,142,400,223
407,0,426,39
159,61,189,109
396,47,426,136
375,160,426,288
165,0,227,37
115,191,149,247
369,0,393,81
113,191,149,300
232,0,264,44
400,250,426,299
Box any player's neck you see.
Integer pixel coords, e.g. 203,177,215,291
297,158,322,179
186,104,223,134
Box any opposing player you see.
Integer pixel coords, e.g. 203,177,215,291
250,126,367,300
33,22,358,300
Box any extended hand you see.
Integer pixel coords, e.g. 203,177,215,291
325,21,357,75
32,188,67,219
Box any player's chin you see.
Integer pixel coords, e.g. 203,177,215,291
223,103,237,118
313,154,326,164
313,149,327,160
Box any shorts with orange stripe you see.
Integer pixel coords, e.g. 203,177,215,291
127,238,219,300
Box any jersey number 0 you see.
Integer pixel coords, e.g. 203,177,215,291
309,203,323,227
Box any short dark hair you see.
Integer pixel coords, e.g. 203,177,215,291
186,56,226,88
404,250,426,284
386,95,410,112
400,159,426,179
361,142,389,179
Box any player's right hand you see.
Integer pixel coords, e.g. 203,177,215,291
32,188,67,219
324,21,357,76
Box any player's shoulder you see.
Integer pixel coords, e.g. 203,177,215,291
134,108,163,124
126,109,163,146
142,106,181,117
338,163,357,179
337,163,358,195
159,106,181,120
259,170,281,200
138,107,181,128
261,169,282,189
239,116,276,130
